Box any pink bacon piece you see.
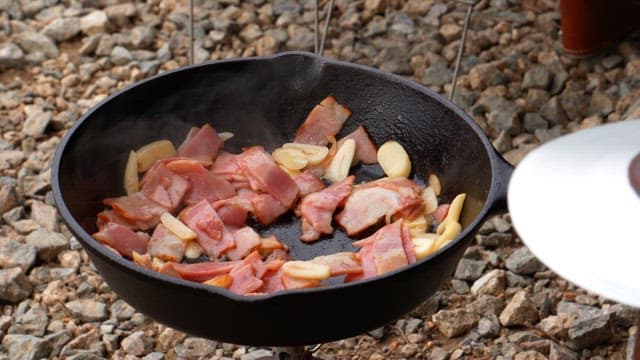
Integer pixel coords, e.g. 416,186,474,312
337,125,378,164
237,146,299,208
336,178,423,235
299,175,354,242
140,162,190,210
179,200,236,259
148,224,186,262
293,170,326,197
103,192,167,231
167,159,235,205
170,260,240,282
225,227,262,261
92,222,149,258
177,124,224,163
294,96,352,146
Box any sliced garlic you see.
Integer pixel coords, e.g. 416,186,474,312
324,138,356,182
203,274,233,288
282,143,330,165
428,174,442,196
151,257,165,272
406,214,428,236
160,213,196,242
282,260,331,280
218,132,234,141
422,186,438,215
436,193,466,234
136,139,177,172
377,140,411,178
273,148,308,170
124,150,139,195
435,221,462,249
184,241,203,259
412,233,438,260
278,164,301,178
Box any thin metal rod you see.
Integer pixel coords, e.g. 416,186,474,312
318,0,335,56
189,0,194,65
314,0,320,54
449,2,473,101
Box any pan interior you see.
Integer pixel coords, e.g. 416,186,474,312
57,54,492,265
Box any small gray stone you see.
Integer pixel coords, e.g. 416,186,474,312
157,327,186,351
450,279,470,294
390,12,415,35
505,247,544,275
241,349,273,360
522,66,552,89
8,304,48,336
22,106,51,137
404,318,423,334
41,18,81,41
430,346,450,360
0,42,25,68
588,91,614,117
549,341,578,360
110,46,132,65
627,326,637,360
29,201,58,231
130,26,155,49
556,301,602,321
0,267,31,303
540,96,568,125
0,240,36,271
81,11,109,35
476,314,501,339
43,330,73,357
469,63,508,90
423,62,452,86
424,3,448,27
105,3,137,26
65,299,108,322
273,0,301,15
603,303,639,327
399,343,419,358
2,334,52,360
142,353,165,360
567,313,614,350
16,31,60,58
110,299,136,320
366,327,384,339
454,258,488,281
523,113,548,132
471,269,506,297
121,331,153,356
467,295,506,317
537,314,570,339
506,271,532,287
499,290,539,327
174,337,218,358
432,309,479,338
79,35,101,56
365,16,387,37
25,229,68,261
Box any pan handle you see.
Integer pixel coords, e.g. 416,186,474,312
487,149,515,215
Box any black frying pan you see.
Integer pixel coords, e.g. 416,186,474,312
52,51,514,346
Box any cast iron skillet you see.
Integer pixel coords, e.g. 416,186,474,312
52,51,514,346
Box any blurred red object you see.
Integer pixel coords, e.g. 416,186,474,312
560,0,640,57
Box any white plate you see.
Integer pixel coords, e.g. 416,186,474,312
508,119,640,307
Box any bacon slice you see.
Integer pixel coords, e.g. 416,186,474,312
337,125,378,164
140,162,190,210
103,192,167,230
148,224,186,262
251,193,289,225
336,178,423,235
310,252,362,276
177,124,223,163
229,251,264,294
401,222,417,264
166,159,235,205
225,227,261,261
97,210,135,230
170,260,240,282
92,222,149,257
258,268,285,293
433,203,450,223
211,152,251,190
294,96,351,146
237,146,299,208
179,200,236,258
299,176,354,242
352,220,410,278
294,170,326,197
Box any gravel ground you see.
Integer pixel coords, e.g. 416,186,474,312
1,0,640,359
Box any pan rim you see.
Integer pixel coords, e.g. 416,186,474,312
51,51,498,303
